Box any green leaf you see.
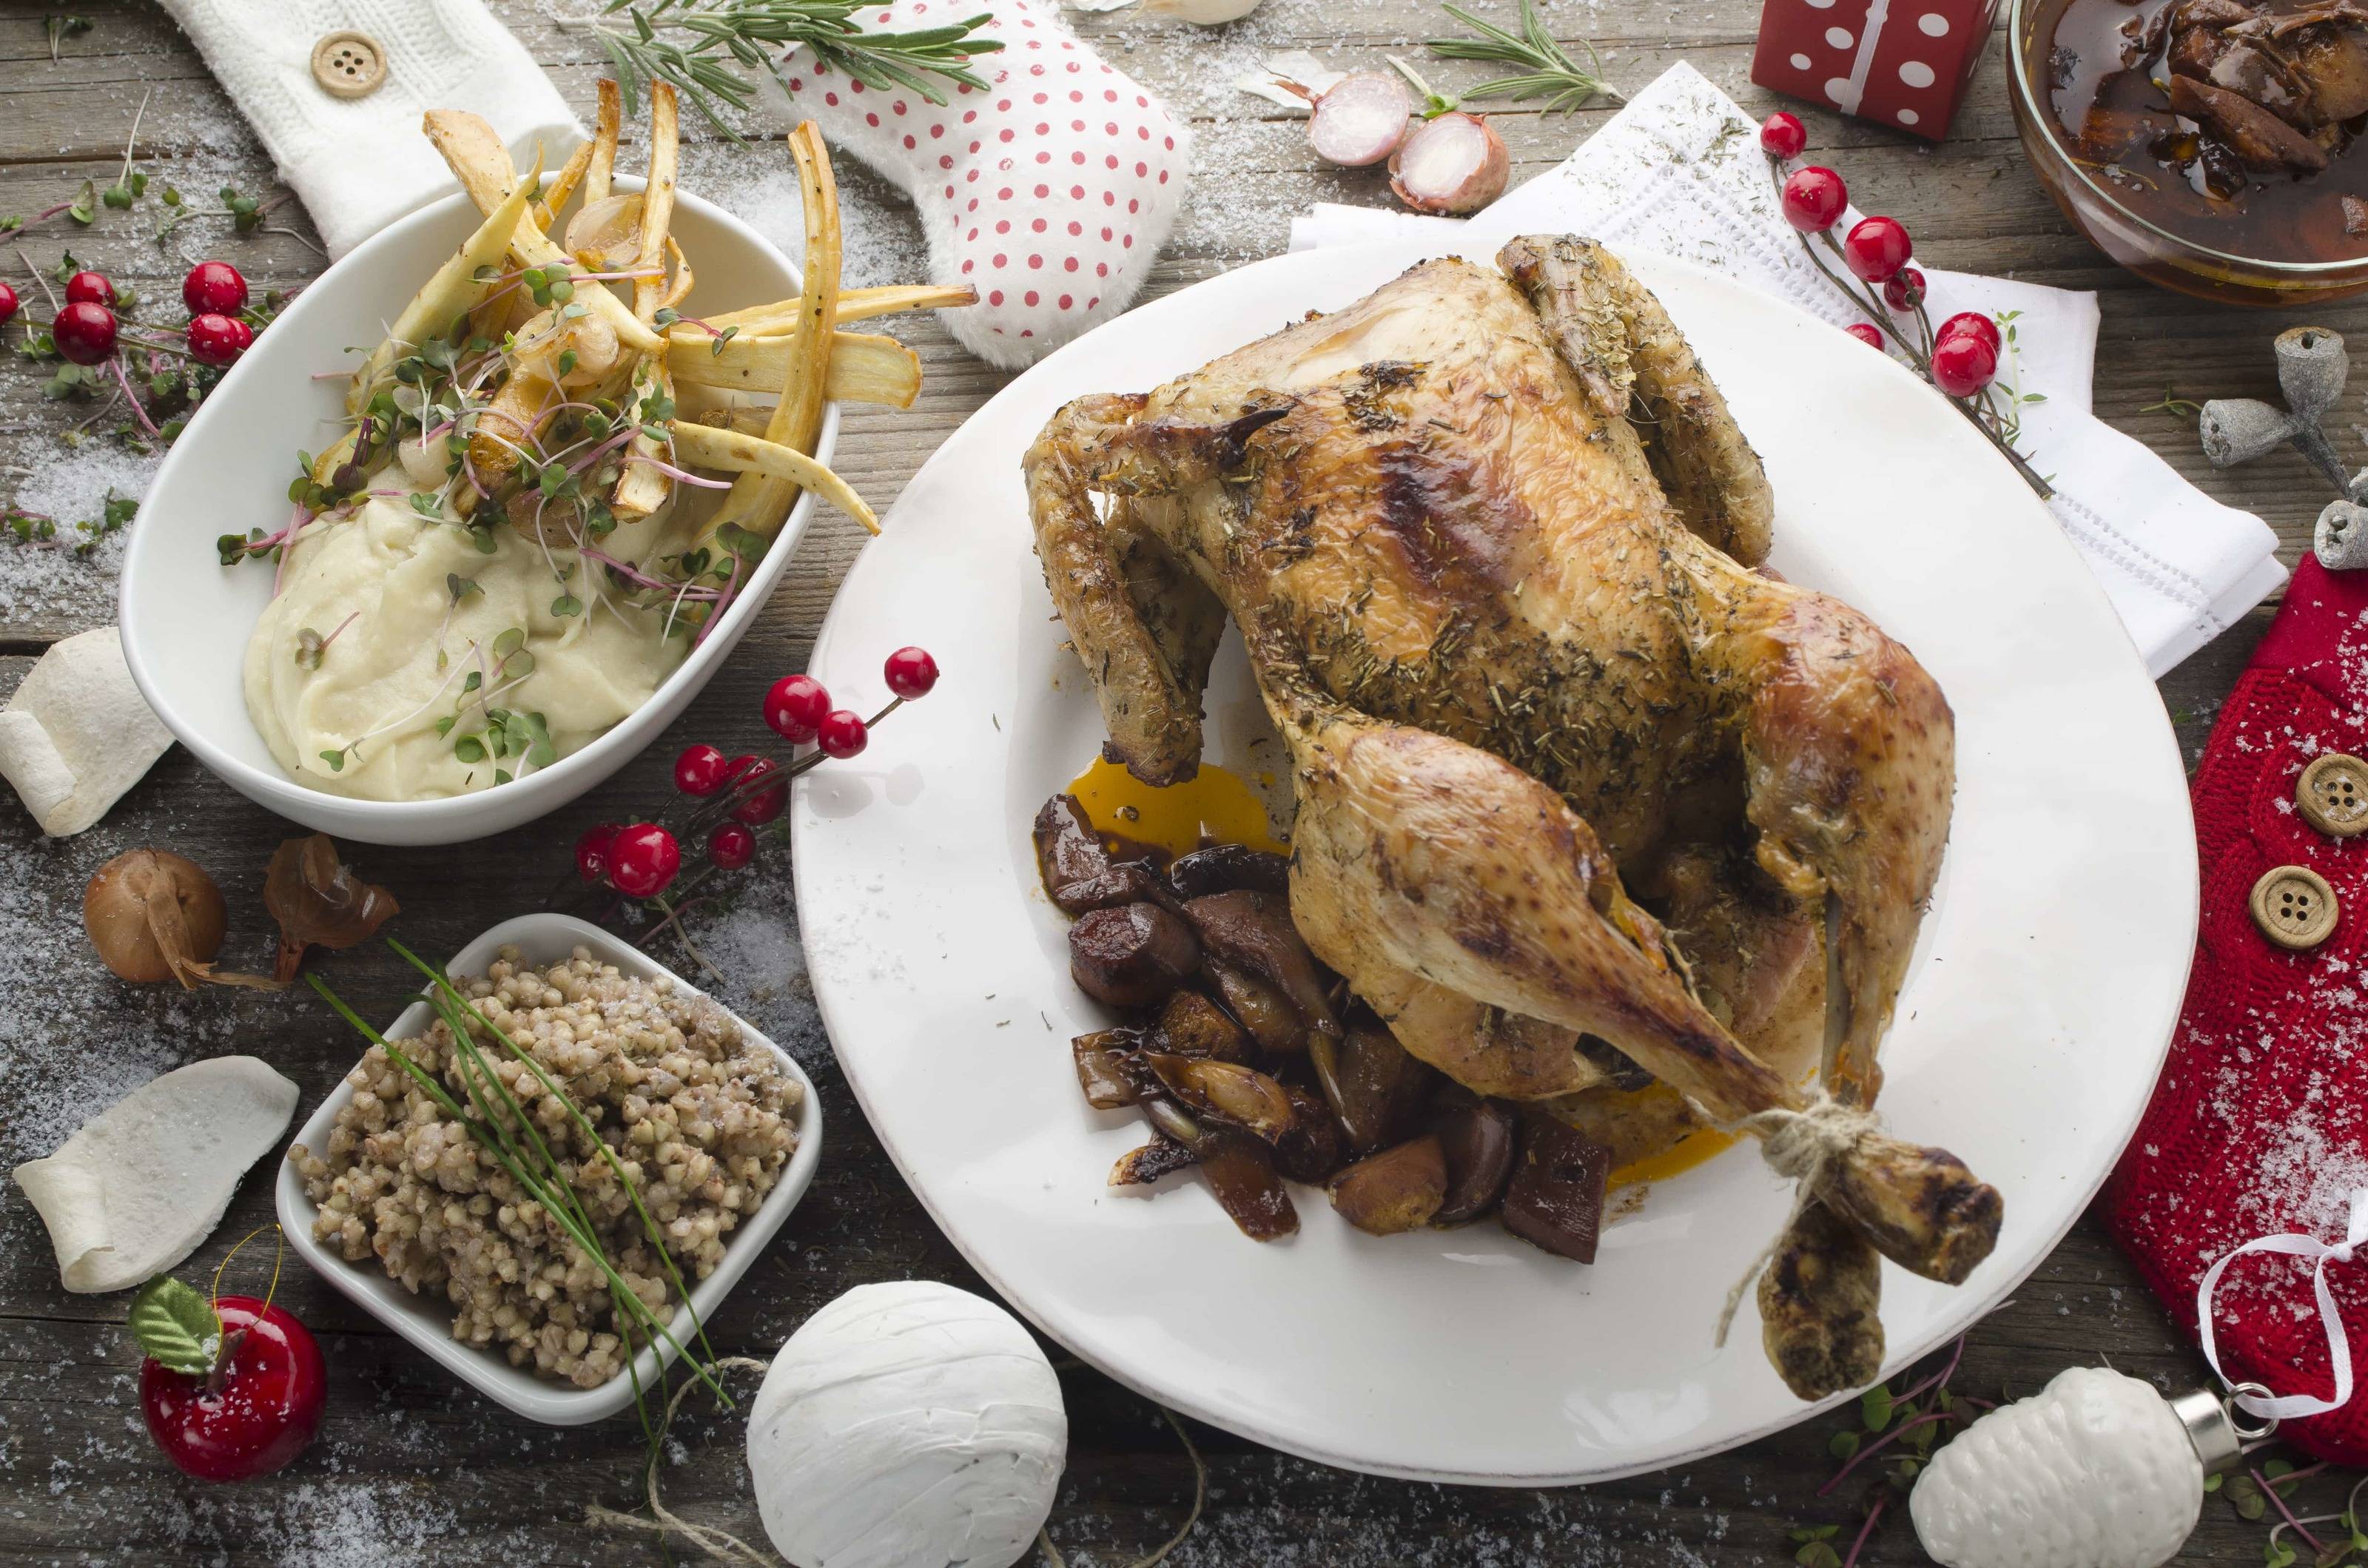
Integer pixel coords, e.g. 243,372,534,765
129,1276,221,1375
491,627,525,661
2206,1473,2224,1493
1827,1429,1860,1460
454,736,486,764
1860,1383,1894,1432
320,748,346,772
551,593,583,618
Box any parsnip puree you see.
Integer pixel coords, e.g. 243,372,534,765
243,482,684,801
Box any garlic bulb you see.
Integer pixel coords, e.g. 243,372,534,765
1910,1367,2203,1568
746,1281,1067,1568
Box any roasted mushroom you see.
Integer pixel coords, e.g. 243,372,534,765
1069,903,1200,1008
1501,1118,1614,1264
1327,1137,1448,1235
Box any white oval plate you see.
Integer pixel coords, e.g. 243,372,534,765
122,179,837,847
790,240,2196,1484
276,913,823,1425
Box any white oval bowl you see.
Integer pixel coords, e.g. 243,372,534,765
121,181,836,846
275,913,824,1425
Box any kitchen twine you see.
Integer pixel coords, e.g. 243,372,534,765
2195,1185,2368,1424
1711,1092,1884,1347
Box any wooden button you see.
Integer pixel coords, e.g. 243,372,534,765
2251,865,2339,951
311,31,386,100
2299,753,2368,838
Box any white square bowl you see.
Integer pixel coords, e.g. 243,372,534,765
121,178,838,847
275,913,822,1425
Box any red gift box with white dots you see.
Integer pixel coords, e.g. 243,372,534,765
773,0,1188,369
1749,0,1999,141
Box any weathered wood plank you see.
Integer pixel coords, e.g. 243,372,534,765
0,1,2327,1562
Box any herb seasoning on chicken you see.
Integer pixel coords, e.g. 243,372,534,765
1025,235,2002,1402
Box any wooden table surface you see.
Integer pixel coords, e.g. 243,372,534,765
0,1,2344,1561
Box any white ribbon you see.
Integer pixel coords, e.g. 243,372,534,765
2196,1187,2368,1421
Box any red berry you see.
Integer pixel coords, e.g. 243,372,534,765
1882,266,1926,312
883,645,939,700
764,673,831,744
1759,111,1806,160
817,708,869,759
1844,322,1885,349
1934,311,2001,356
64,269,115,308
729,758,787,826
186,312,252,368
575,821,621,883
608,823,682,898
673,742,731,795
183,260,249,316
140,1296,325,1483
1842,216,1913,283
1930,334,1999,399
707,821,757,870
52,301,116,365
0,282,18,326
1780,166,1848,232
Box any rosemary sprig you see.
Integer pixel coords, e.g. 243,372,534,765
1428,0,1619,114
581,0,1003,136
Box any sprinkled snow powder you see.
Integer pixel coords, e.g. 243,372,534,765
678,138,926,291
681,869,830,1068
0,437,161,625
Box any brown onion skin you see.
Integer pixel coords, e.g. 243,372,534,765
84,849,226,983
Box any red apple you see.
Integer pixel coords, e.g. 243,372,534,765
139,1294,325,1481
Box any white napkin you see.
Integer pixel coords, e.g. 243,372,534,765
159,0,579,258
1288,63,2287,678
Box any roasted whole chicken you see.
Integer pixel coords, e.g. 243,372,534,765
1024,236,2002,1399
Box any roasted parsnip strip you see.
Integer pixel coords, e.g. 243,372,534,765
470,363,556,494
585,78,621,206
699,282,978,334
422,110,663,356
669,329,920,407
310,428,359,488
661,235,693,309
610,84,681,525
421,109,520,212
347,159,536,417
532,136,596,232
612,360,676,522
633,84,679,322
670,420,878,534
709,122,840,542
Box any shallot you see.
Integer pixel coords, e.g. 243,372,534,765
84,849,281,990
1294,70,1413,167
1389,112,1509,215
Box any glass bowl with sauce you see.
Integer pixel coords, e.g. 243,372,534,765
2010,0,2368,303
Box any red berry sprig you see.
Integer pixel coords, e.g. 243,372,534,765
560,645,943,922
1756,116,2049,499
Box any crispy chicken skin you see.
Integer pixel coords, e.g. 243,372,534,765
1025,237,1996,1396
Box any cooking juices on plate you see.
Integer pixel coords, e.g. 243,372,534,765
2040,0,2368,259
227,90,963,801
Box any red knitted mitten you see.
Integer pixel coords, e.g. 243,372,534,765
2105,556,2368,1464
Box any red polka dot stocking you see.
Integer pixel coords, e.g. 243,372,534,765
777,0,1190,368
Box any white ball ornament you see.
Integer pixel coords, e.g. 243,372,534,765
745,1281,1068,1568
1910,1367,2238,1568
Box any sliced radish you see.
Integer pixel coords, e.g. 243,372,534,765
1301,70,1413,168
1388,112,1509,215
